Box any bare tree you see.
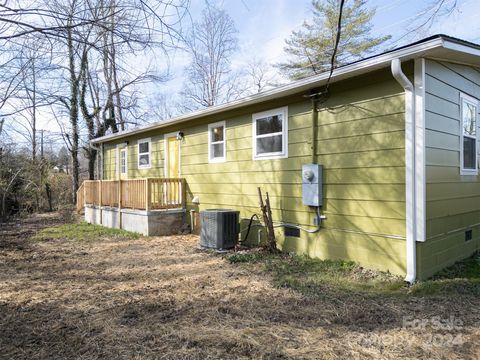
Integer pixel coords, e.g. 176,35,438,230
387,0,461,48
0,0,189,204
246,58,279,94
77,0,188,179
0,53,27,121
146,93,177,122
179,2,241,111
7,41,54,161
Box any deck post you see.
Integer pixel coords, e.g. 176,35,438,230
99,180,103,225
145,178,150,212
83,181,86,207
181,179,185,209
118,179,122,229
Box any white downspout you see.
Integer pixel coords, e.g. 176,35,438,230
391,58,416,284
89,142,103,180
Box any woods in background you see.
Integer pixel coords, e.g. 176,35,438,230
0,0,189,218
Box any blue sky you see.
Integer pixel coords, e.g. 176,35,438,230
31,0,480,144
157,0,479,97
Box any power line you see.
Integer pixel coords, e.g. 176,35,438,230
324,0,345,94
244,0,469,73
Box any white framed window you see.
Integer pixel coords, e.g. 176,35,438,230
460,93,478,175
208,121,226,163
137,138,151,169
252,106,288,160
120,148,127,175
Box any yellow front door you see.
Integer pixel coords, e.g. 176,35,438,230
167,136,179,177
166,135,181,206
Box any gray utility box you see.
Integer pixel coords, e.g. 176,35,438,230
200,209,240,249
302,164,323,207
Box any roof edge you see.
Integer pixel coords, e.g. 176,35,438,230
93,35,477,144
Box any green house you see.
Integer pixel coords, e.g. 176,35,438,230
86,35,480,282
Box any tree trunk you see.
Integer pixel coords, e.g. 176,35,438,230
79,51,100,181
109,1,125,131
45,183,53,211
67,27,80,204
32,60,39,210
1,169,21,219
87,149,96,180
31,59,37,162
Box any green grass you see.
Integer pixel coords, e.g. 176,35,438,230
227,252,273,263
410,252,480,296
33,222,141,241
432,252,480,279
228,253,406,297
227,251,480,297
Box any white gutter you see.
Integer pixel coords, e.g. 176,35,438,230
391,58,416,284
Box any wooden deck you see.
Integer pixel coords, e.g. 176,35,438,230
77,178,185,212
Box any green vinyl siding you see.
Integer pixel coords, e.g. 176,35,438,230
103,143,117,179
103,134,165,180
419,59,480,279
102,67,407,275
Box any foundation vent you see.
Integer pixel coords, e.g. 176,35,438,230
465,229,473,242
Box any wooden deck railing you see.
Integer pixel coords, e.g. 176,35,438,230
76,178,185,211
76,182,85,212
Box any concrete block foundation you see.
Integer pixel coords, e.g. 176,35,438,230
84,205,186,236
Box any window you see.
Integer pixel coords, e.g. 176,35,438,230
208,121,226,163
460,94,478,175
138,138,151,169
252,107,288,160
120,148,127,174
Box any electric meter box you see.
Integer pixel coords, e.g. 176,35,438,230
302,164,323,207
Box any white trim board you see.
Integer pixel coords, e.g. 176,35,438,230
414,58,426,242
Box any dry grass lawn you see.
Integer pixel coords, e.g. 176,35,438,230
0,213,479,359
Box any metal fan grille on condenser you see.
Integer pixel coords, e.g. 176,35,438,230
200,209,240,250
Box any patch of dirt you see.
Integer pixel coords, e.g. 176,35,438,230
0,213,61,251
0,214,479,359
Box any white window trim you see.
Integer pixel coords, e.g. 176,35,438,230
208,120,226,163
252,106,288,160
120,148,128,175
137,137,151,169
460,93,479,176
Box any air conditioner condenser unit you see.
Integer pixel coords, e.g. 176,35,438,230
200,209,240,250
